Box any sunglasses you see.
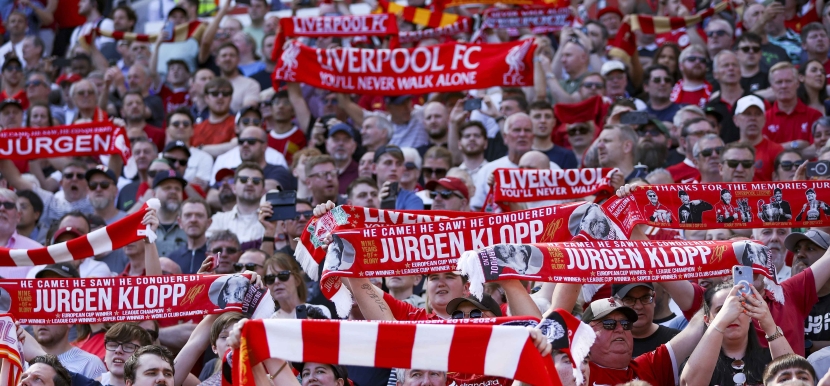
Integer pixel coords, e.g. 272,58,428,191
4,66,21,72
739,46,761,53
699,146,724,157
451,309,483,319
233,262,263,272
724,159,755,169
264,270,292,285
240,118,262,126
207,90,232,97
25,80,46,88
147,170,160,179
170,120,191,128
164,157,188,167
237,176,263,185
684,56,707,64
422,167,447,178
105,341,140,353
637,128,663,137
0,202,16,210
295,210,313,221
567,126,590,136
404,162,418,170
88,181,112,190
145,329,159,341
238,137,264,146
581,82,604,90
75,90,95,96
650,76,673,84
430,190,463,200
210,247,239,255
706,30,729,37
595,319,632,331
780,160,805,171
63,173,85,180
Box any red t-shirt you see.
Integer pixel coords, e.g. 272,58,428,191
753,137,785,182
784,2,819,33
268,126,307,165
754,268,817,355
144,124,166,153
158,85,190,115
588,344,676,386
764,100,823,144
0,89,29,110
670,81,712,109
54,0,85,28
383,291,440,321
193,116,236,147
666,159,700,183
655,27,694,49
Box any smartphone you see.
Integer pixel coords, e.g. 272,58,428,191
295,304,309,320
53,58,71,69
381,182,399,209
463,98,483,111
162,21,175,42
806,161,830,179
265,190,297,222
620,111,650,126
732,265,754,297
206,252,220,272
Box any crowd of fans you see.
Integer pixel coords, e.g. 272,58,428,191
3,0,830,384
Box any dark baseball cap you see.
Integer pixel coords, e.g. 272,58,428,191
372,144,404,163
152,169,188,189
2,57,21,71
638,117,670,137
612,283,654,299
328,122,356,138
384,95,412,105
168,5,187,17
582,297,638,323
785,229,830,253
162,140,192,157
85,165,117,183
446,294,502,317
0,98,22,111
36,263,81,279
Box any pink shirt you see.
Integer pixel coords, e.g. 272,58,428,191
0,232,43,278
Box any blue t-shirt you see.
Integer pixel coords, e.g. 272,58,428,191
396,189,424,210
646,103,685,123
541,145,578,169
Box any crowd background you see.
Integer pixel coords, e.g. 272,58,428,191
3,0,830,384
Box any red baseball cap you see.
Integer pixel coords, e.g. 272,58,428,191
425,177,469,200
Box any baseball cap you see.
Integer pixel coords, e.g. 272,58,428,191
612,283,654,299
85,165,117,183
36,263,81,279
56,73,82,86
162,140,192,157
600,60,626,77
214,168,235,183
373,144,404,163
2,56,21,71
235,106,262,126
328,122,357,138
785,229,830,252
596,6,623,19
734,95,765,115
152,169,188,189
638,117,670,137
51,227,83,245
582,297,638,323
168,5,187,17
0,98,22,111
384,95,412,105
704,106,723,123
425,177,469,200
446,294,503,317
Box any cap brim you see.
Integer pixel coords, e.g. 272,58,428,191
593,305,639,323
35,268,71,279
614,283,653,298
154,177,188,189
446,297,487,315
784,233,813,253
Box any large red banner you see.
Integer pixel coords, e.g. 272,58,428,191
0,122,131,162
274,40,536,95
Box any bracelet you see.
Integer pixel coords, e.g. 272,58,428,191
766,326,784,342
270,361,288,380
262,236,275,243
711,325,725,334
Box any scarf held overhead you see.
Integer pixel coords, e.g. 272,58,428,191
0,122,131,162
274,39,536,96
492,168,616,204
399,17,472,43
376,0,467,28
482,7,573,31
236,318,561,386
0,274,275,325
79,20,205,49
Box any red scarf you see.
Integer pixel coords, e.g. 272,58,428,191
0,314,22,386
376,0,468,28
488,168,616,211
0,121,131,162
399,17,472,44
79,21,205,50
482,7,573,32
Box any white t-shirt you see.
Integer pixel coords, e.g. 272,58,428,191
69,18,115,52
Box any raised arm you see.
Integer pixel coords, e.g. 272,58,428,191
335,93,365,127
173,314,217,386
287,82,312,131
199,0,231,64
447,99,468,166
502,280,542,318
342,277,396,320
0,159,35,191
143,207,163,276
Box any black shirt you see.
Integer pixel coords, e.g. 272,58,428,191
646,103,684,122
250,69,273,91
263,164,297,191
540,145,579,169
741,72,771,94
168,244,208,275
633,324,680,357
116,180,141,212
806,293,830,343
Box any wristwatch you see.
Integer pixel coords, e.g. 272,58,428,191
765,326,784,342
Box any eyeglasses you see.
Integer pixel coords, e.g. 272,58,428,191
308,171,337,180
637,128,663,137
4,66,21,72
88,181,112,190
145,329,159,341
238,137,264,146
25,80,46,88
323,98,338,106
451,309,483,319
567,126,590,136
63,173,85,180
650,76,673,84
237,176,263,185
75,90,95,97
422,167,447,178
724,159,755,169
739,46,761,53
0,202,16,210
779,160,805,171
404,162,417,170
105,341,140,353
240,118,262,126
430,190,464,200
619,294,655,307
170,120,192,128
207,90,232,97
684,56,707,64
699,146,724,157
233,262,263,272
164,157,188,167
581,82,604,90
264,270,292,285
686,130,717,138
594,319,632,331
210,246,239,255
295,210,313,221
706,30,729,38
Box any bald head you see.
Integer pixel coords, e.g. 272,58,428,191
518,151,550,169
424,101,449,140
159,257,182,275
240,126,267,141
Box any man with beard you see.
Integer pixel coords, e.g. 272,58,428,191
596,124,638,181
211,108,289,187
456,121,489,188
238,125,292,192
121,91,166,151
672,45,712,109
116,139,158,211
764,62,823,149
734,95,781,181
269,87,308,164
634,117,672,172
152,170,188,257
326,123,359,195
415,102,449,158
529,101,578,169
86,166,125,224
644,65,683,122
347,177,379,209
677,190,713,223
753,226,793,282
667,118,717,183
214,43,260,112
193,78,236,153
0,188,42,279
205,230,242,274
206,163,266,246
304,155,342,206
759,188,792,222
168,197,211,274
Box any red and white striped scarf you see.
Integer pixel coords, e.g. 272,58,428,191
0,199,158,266
236,318,562,386
0,314,23,386
78,21,206,50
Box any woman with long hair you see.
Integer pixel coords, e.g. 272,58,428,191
24,102,58,189
680,283,793,385
797,59,828,114
654,43,682,82
26,102,54,128
266,253,331,319
773,150,804,181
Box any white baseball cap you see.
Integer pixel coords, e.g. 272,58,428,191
734,95,765,115
601,60,626,77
